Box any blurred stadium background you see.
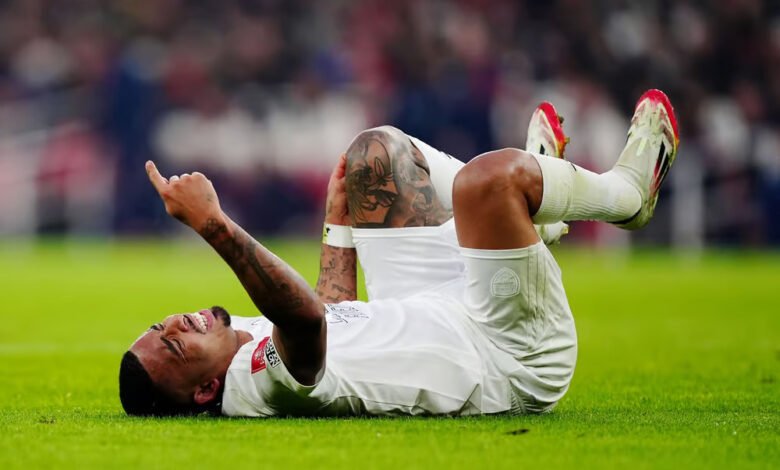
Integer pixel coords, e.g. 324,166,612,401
1,3,778,467
0,0,778,246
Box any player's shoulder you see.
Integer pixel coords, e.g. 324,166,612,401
221,334,277,417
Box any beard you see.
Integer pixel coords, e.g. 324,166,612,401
210,305,231,327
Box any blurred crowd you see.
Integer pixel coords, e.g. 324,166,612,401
0,0,778,246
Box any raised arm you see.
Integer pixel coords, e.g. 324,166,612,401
315,154,357,303
145,161,325,384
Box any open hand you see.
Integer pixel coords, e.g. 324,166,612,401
145,161,223,230
324,154,350,225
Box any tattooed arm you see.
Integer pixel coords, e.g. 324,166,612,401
315,154,358,303
145,161,325,384
315,245,357,303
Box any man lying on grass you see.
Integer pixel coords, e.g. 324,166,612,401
120,90,679,417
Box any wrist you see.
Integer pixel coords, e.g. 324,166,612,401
324,212,350,226
322,223,354,248
198,212,230,242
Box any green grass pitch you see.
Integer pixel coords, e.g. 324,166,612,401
0,239,777,469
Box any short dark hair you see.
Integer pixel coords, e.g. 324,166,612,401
119,350,196,417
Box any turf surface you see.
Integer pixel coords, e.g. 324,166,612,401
0,240,778,469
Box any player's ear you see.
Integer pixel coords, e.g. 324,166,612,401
193,378,221,405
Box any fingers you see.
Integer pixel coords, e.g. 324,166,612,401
333,154,347,179
146,161,210,191
145,161,168,193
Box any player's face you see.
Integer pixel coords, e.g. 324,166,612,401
130,306,239,404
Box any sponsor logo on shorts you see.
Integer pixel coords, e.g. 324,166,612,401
251,336,270,373
490,267,521,297
265,340,281,368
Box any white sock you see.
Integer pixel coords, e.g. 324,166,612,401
531,154,641,224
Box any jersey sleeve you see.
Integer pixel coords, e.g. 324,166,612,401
248,335,325,415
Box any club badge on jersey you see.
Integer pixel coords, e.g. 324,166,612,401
251,337,270,373
251,337,281,374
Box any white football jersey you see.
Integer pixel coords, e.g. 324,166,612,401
221,293,519,417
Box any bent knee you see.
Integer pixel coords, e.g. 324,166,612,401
346,125,430,170
346,126,405,160
453,148,539,202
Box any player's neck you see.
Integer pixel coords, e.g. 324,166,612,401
235,329,252,351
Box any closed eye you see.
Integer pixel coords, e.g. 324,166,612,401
172,337,186,353
160,336,186,362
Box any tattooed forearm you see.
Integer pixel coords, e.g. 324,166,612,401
199,216,322,329
201,217,228,240
315,244,357,303
331,284,354,294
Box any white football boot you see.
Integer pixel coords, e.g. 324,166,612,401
527,101,571,245
611,89,680,230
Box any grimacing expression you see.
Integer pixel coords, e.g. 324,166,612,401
130,307,238,404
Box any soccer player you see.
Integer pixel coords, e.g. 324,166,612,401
119,89,679,417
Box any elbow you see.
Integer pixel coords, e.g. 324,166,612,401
300,307,326,334
269,300,326,334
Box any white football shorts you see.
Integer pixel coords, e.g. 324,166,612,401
353,219,577,412
351,132,577,411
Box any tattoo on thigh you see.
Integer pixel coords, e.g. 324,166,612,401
345,130,451,228
345,148,398,223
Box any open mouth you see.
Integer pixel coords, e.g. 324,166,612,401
184,311,210,333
